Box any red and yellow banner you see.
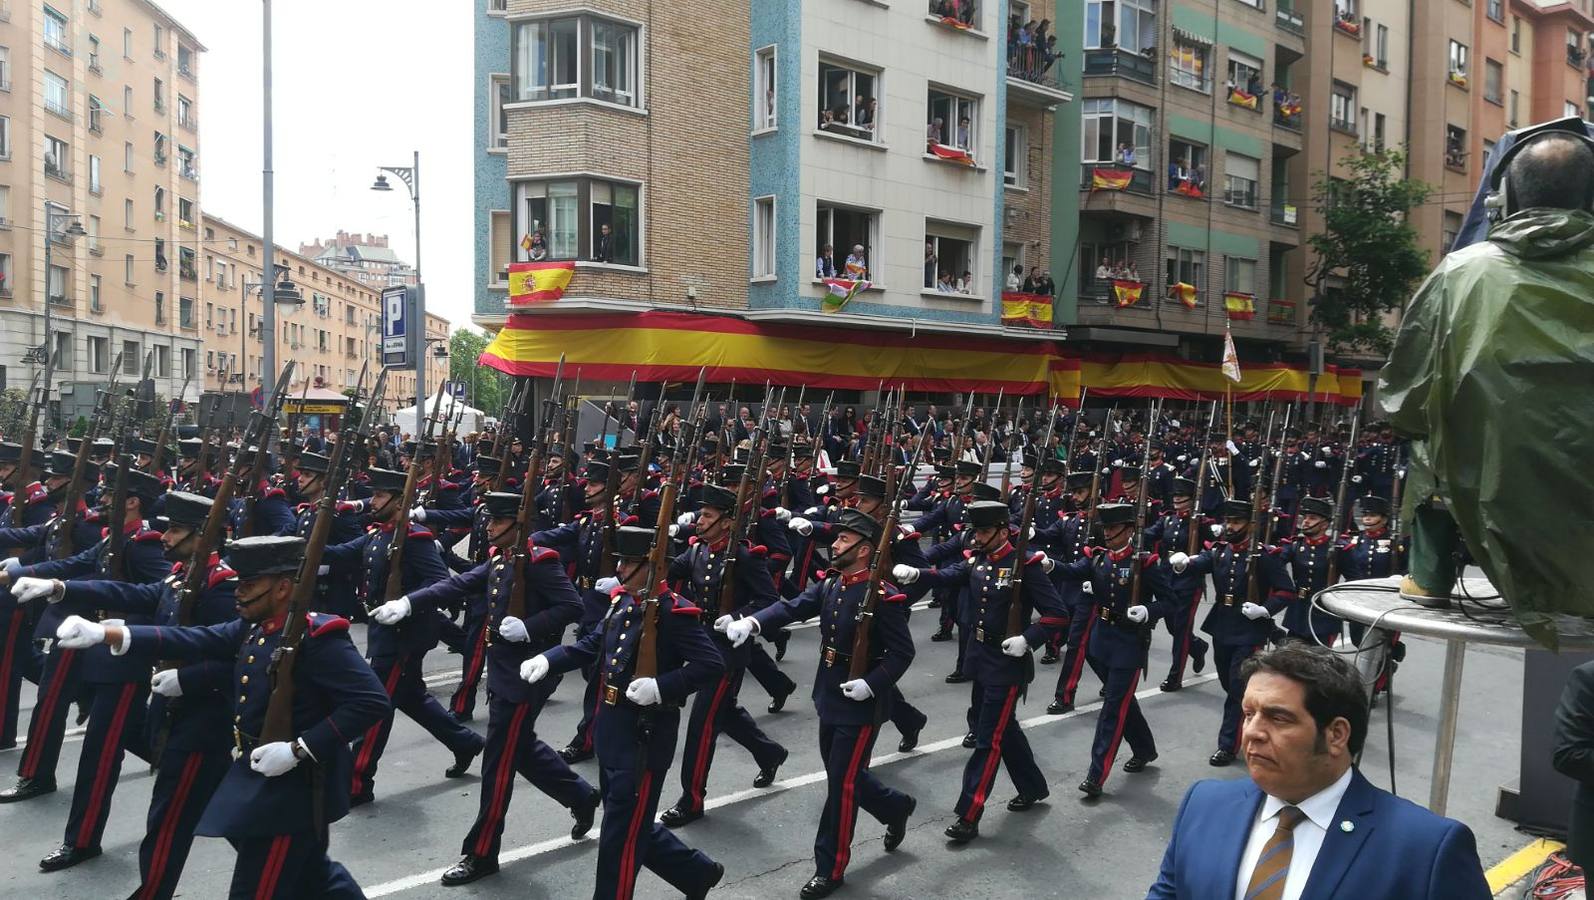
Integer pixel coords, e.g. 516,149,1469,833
1090,167,1133,191
1000,292,1053,328
1170,282,1198,308
1227,87,1259,109
1047,352,1363,406
1174,180,1205,199
1111,279,1144,308
480,311,1060,394
938,15,972,29
928,144,976,166
507,261,576,305
1224,291,1257,321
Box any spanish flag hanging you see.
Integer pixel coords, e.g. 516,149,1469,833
1001,292,1053,327
507,261,576,305
1170,282,1198,308
1224,291,1257,320
1090,168,1133,191
928,144,976,166
1111,279,1144,308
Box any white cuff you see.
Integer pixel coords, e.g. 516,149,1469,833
109,629,132,655
295,737,317,763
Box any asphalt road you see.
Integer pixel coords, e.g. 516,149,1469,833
0,586,1534,900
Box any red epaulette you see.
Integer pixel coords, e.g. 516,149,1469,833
962,549,975,559
529,545,560,564
296,502,313,513
620,515,640,526
1266,545,1284,555
896,525,921,541
208,565,238,589
1082,545,1098,558
262,487,287,500
307,612,350,637
438,481,460,492
670,599,703,616
687,535,700,546
881,591,908,604
746,544,768,557
758,508,777,519
135,529,164,542
1027,551,1046,566
407,526,436,540
643,488,660,500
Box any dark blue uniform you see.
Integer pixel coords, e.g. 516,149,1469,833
414,501,495,717
1279,534,1346,645
0,486,56,748
533,506,623,757
1035,509,1095,705
63,556,237,900
323,523,484,799
407,544,596,860
1142,510,1210,687
284,502,364,616
226,483,295,539
121,611,389,898
543,588,725,900
753,570,917,884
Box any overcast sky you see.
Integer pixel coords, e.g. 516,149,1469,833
161,0,477,331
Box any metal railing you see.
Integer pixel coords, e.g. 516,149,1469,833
1084,48,1157,86
1276,7,1305,35
1078,163,1154,194
1270,202,1298,226
1006,47,1067,92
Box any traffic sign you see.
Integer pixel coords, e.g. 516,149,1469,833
382,285,416,369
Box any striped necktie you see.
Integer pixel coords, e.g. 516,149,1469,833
1244,805,1307,900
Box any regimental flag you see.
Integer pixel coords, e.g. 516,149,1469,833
1222,324,1242,383
1224,291,1256,321
1170,282,1199,308
1090,167,1133,191
1174,179,1205,199
822,278,870,313
1112,279,1144,308
508,261,576,305
1228,87,1259,110
928,144,976,166
938,15,972,29
1001,292,1053,328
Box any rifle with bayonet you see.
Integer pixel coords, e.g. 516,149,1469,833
507,362,567,623
848,422,931,680
999,399,1025,501
1129,398,1162,676
976,388,1005,485
11,361,50,527
634,368,708,681
716,383,776,617
373,380,447,610
1262,407,1293,545
100,352,153,581
1003,393,1062,686
1324,411,1363,587
149,371,192,476
1079,408,1116,546
1243,411,1279,608
1187,401,1220,557
51,350,126,560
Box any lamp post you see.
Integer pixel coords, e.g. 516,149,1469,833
41,204,85,389
243,265,302,420
261,0,278,403
372,150,424,426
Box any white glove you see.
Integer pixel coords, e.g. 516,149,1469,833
0,556,17,572
789,517,813,536
595,576,620,595
12,576,61,603
1226,440,1239,455
1169,552,1189,573
891,564,920,584
725,617,759,647
1241,602,1271,620
815,484,830,497
1126,605,1149,624
520,654,550,684
1041,554,1056,574
1248,458,1261,468
372,596,412,625
56,615,107,649
713,614,734,633
249,741,300,778
625,677,662,706
410,506,428,523
1210,524,1224,538
1001,635,1029,657
1315,460,1328,469
498,615,529,643
1176,454,1188,463
839,678,874,701
150,669,183,698
676,512,696,528
668,524,680,538
774,507,792,523
1321,446,1334,456
1081,580,1094,595
1112,458,1124,467
1351,475,1363,484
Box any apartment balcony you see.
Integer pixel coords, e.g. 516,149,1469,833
1006,48,1073,105
1083,48,1157,87
1266,299,1297,326
1270,202,1299,228
1275,6,1305,36
1079,163,1155,196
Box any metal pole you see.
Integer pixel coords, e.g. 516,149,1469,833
1427,639,1466,816
261,0,276,403
42,201,52,377
411,150,424,428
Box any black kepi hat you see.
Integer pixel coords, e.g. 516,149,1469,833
225,535,305,578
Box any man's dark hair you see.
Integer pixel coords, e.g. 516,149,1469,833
1240,642,1370,755
1511,132,1594,213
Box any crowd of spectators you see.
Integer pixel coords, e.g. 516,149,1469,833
818,94,877,137
1007,17,1060,82
1093,258,1141,284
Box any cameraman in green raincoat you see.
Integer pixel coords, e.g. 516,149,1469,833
1379,118,1594,645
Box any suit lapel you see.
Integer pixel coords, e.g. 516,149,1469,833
1301,769,1377,900
1217,779,1265,898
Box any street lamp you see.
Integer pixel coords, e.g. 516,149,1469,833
372,150,424,423
41,205,86,367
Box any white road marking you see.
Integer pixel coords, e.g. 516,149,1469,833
363,671,1219,897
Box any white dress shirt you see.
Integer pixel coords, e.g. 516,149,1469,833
1234,767,1354,900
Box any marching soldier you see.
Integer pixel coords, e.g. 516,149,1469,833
395,492,599,887
728,508,917,899
1040,471,1101,712
0,440,51,750
326,468,485,806
894,500,1068,843
1278,497,1346,646
284,451,364,616
1339,495,1405,646
51,535,391,898
523,525,727,900
1141,477,1210,691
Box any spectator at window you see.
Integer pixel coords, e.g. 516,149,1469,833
833,105,852,128
1101,20,1116,48
1023,266,1039,292
1190,164,1206,191
1127,263,1140,283
1033,269,1055,297
1169,159,1186,190
928,116,945,147
527,230,548,261
858,97,877,133
819,107,835,131
957,116,972,150
844,244,869,280
1095,260,1112,283
1117,142,1137,166
937,270,956,293
594,223,613,263
924,240,939,288
957,269,974,294
816,243,837,279
1007,263,1025,291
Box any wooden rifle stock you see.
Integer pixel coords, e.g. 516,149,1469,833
635,368,707,679
376,380,446,608
849,428,930,680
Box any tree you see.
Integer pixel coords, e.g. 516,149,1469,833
1306,147,1433,357
449,329,506,415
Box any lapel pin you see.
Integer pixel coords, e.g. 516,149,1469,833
1339,820,1354,833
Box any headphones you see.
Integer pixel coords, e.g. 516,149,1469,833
1484,116,1594,220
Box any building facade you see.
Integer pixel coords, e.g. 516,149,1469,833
299,229,417,289
0,0,206,422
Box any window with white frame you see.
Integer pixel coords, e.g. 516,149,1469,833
926,87,978,155
752,196,775,278
489,210,512,283
514,177,639,265
48,264,68,304
512,15,639,108
0,253,10,294
124,197,133,228
1223,152,1259,209
1087,0,1157,52
0,186,9,225
44,70,69,117
817,60,879,141
754,46,777,131
0,117,8,158
1226,50,1263,94
1004,125,1026,187
89,337,108,373
1568,100,1583,119
44,6,69,53
1330,81,1357,131
87,214,99,250
89,154,100,193
1165,246,1205,296
815,203,878,281
124,253,134,284
90,274,101,310
925,220,980,293
489,74,509,149
1225,256,1256,296
1484,59,1502,103
1169,32,1211,92
44,135,69,179
1082,97,1152,168
0,47,8,89
1449,40,1468,79
1375,24,1389,67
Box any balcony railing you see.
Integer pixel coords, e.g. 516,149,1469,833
1270,202,1298,226
1276,6,1305,35
1079,163,1154,195
1006,46,1066,92
1273,96,1303,130
1266,299,1297,325
1084,47,1157,86
44,98,72,120
1329,116,1358,137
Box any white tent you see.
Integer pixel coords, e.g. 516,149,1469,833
389,397,486,437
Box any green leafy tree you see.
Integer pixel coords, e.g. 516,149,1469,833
449,329,506,415
1306,147,1433,357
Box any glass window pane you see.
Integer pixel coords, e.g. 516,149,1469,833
547,182,578,258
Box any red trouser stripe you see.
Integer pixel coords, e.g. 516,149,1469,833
254,833,293,900
351,658,406,795
21,647,75,776
1062,616,1096,700
1098,671,1140,786
580,672,604,752
452,626,489,714
0,609,21,736
76,682,138,846
687,675,731,811
831,724,874,880
473,702,529,858
617,769,654,899
139,750,204,900
1176,587,1203,672
967,686,1019,821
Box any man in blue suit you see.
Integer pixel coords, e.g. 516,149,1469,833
1148,642,1490,900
